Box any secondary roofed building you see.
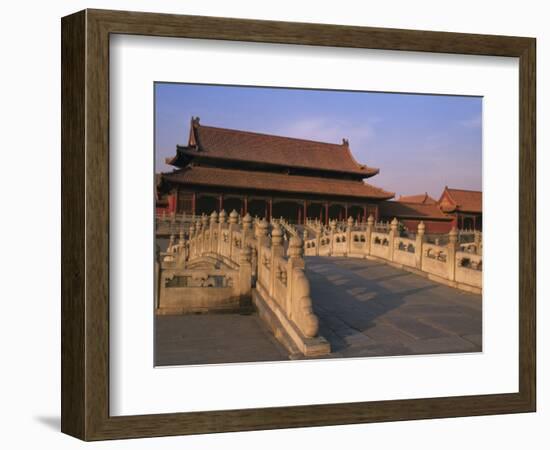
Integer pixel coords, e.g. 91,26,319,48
379,200,454,234
379,187,482,233
438,187,482,231
158,117,394,224
397,192,437,205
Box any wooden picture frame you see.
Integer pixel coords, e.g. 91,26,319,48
61,9,536,441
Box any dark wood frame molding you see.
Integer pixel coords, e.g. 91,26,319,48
61,9,536,441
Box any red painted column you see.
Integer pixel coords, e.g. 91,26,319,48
192,192,196,216
325,203,329,225
244,196,248,215
363,205,367,222
303,201,308,224
269,198,273,221
219,194,223,211
344,203,348,220
166,194,176,214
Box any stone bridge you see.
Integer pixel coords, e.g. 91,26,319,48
304,216,482,294
157,210,330,358
155,211,482,365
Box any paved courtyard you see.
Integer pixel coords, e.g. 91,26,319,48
306,256,482,358
155,313,289,366
155,256,482,366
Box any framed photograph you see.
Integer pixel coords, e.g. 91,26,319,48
61,9,536,440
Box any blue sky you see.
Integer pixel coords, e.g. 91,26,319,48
155,83,482,199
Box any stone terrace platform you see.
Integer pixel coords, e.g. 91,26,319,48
155,256,482,366
306,256,482,358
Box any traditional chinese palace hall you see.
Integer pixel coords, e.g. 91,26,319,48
158,117,395,224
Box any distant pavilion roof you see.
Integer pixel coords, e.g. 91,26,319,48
162,166,394,200
439,187,482,214
398,192,437,205
166,117,380,178
379,201,451,220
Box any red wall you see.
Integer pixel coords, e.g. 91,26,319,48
155,194,176,215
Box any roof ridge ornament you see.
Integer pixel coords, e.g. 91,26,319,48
189,116,201,151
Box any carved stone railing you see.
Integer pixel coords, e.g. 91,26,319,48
276,217,299,239
455,251,482,287
304,218,323,236
158,210,330,356
252,218,329,356
157,210,253,315
458,230,483,255
155,212,200,236
304,216,482,293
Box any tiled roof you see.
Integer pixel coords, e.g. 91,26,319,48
379,201,451,220
162,166,394,200
442,188,482,213
172,120,379,177
398,192,437,204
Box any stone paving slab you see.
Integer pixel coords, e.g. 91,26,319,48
155,314,289,366
339,342,414,358
404,336,479,354
306,256,482,359
361,322,416,344
418,313,483,337
382,315,449,340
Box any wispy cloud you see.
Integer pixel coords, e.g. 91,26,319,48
457,113,482,129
